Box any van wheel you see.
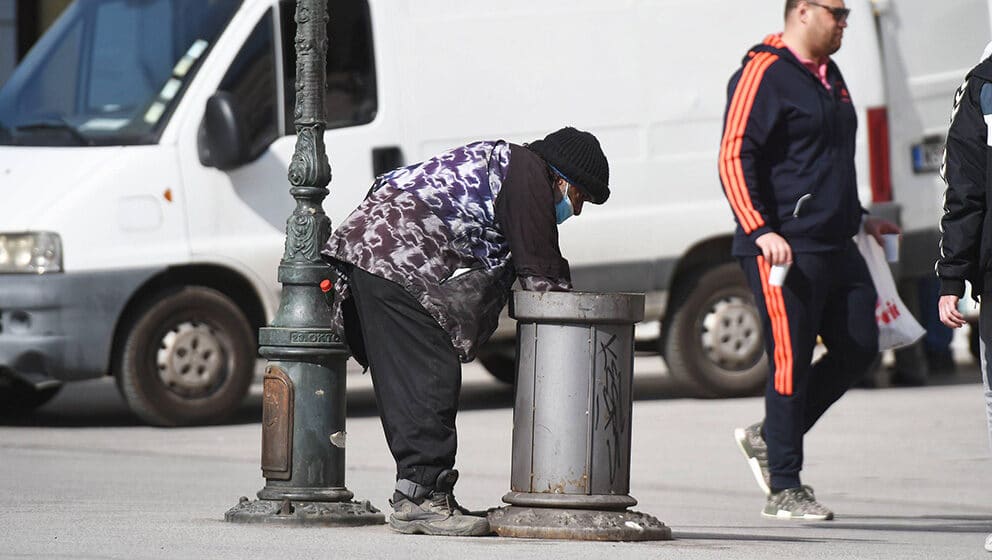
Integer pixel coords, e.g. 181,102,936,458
661,262,767,397
477,342,517,384
116,287,255,426
0,377,61,413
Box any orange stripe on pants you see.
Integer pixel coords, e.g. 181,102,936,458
756,256,794,395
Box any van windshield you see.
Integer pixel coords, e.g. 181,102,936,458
0,0,242,147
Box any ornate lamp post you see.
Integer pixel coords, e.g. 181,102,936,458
225,0,383,527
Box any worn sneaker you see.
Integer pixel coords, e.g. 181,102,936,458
388,491,491,536
762,485,834,521
734,422,771,495
388,470,490,536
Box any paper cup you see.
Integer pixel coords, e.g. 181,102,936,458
882,234,900,263
768,263,791,287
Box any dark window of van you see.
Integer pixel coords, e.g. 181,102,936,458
279,0,377,132
218,9,279,160
0,0,242,146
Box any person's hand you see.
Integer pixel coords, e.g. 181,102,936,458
754,232,792,265
939,295,967,329
863,216,901,247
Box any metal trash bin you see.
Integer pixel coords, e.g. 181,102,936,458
488,291,671,541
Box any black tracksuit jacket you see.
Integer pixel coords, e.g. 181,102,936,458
720,35,864,257
938,57,992,299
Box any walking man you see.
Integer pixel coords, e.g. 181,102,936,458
719,0,899,519
322,127,609,536
936,41,992,553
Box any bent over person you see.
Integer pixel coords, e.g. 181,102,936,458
718,0,899,520
321,127,609,536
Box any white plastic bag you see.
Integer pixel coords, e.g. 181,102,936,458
854,230,926,351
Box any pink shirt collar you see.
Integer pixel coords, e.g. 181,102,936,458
784,43,831,90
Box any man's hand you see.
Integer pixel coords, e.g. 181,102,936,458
939,294,967,329
754,232,792,265
863,216,902,247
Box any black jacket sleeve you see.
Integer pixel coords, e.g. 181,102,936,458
495,144,571,291
938,76,989,298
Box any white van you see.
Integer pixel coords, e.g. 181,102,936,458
870,0,991,355
0,0,966,424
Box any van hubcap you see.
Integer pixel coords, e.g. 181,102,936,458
157,322,225,395
700,296,763,371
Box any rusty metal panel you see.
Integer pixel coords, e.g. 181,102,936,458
261,366,294,480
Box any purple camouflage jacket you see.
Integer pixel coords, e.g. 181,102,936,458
322,140,570,362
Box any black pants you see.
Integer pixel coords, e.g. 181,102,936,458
977,281,992,449
740,241,878,491
345,267,462,487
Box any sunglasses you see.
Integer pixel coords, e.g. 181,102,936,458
806,1,850,23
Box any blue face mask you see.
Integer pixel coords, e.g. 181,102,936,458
555,190,574,224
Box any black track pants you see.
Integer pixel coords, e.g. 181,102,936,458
978,291,992,449
345,267,462,487
740,241,878,491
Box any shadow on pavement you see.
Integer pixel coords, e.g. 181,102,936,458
820,514,992,534
0,378,144,428
1,355,980,429
672,531,874,544
0,370,521,428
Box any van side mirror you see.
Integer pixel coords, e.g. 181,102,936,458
198,91,248,171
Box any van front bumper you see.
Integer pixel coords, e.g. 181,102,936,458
0,268,161,386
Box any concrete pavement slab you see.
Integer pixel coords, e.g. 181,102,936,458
1,360,990,559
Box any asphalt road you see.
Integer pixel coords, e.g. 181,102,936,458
2,353,991,559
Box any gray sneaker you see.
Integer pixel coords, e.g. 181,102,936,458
761,485,834,521
734,422,771,495
389,491,491,536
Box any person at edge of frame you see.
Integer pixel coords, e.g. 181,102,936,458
320,127,610,536
936,39,992,555
719,0,901,521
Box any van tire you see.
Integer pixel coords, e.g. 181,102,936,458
116,286,255,426
662,262,767,397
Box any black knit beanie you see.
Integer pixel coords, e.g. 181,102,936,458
528,127,610,204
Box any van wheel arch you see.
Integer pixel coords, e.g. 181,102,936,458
109,265,266,426
660,252,767,398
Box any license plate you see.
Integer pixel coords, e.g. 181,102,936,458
911,139,944,174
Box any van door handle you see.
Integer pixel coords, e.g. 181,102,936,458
372,146,404,176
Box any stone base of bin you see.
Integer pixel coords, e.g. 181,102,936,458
488,505,672,541
224,496,384,527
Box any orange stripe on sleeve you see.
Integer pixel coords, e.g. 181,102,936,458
719,54,769,231
756,256,794,396
720,53,776,232
729,54,778,230
720,53,767,233
719,52,778,233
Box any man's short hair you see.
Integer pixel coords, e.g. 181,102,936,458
785,0,801,18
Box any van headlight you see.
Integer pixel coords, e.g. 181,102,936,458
0,232,63,274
